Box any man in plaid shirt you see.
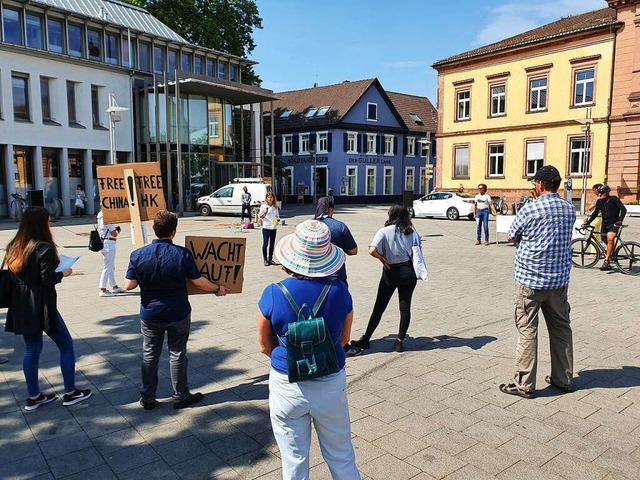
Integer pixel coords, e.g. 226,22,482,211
500,165,576,399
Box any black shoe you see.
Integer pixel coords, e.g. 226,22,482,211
25,392,56,411
394,340,404,352
264,260,270,266
350,337,370,349
345,346,364,357
600,261,612,271
544,376,575,393
139,398,157,410
62,388,92,406
173,392,203,409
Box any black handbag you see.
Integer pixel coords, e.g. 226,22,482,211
0,258,13,308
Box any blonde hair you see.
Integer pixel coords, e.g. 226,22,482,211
265,192,277,206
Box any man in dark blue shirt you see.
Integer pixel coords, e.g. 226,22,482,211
125,211,226,410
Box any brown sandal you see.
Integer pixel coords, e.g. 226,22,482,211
499,383,534,399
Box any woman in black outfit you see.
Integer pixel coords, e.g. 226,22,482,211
351,204,418,352
4,207,91,411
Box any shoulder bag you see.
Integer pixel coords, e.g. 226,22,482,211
0,257,14,308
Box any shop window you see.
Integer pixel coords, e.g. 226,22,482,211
404,167,414,191
366,166,376,195
346,166,357,195
384,167,394,195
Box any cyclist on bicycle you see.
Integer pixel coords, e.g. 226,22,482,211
584,184,627,271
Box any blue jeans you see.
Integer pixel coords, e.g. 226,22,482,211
476,209,489,242
262,228,277,262
23,313,76,397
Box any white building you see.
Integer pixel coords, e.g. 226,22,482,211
0,0,276,217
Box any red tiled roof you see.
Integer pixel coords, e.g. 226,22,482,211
433,8,618,68
262,78,377,129
386,91,437,134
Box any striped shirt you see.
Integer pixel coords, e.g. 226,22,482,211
508,193,575,290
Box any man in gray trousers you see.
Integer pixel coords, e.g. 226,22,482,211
125,211,226,410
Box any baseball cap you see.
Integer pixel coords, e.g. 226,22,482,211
533,165,561,183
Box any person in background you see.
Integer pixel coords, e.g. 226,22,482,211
259,192,280,266
257,220,360,480
74,185,86,218
351,204,418,353
327,188,335,208
584,184,626,271
241,186,252,224
125,211,227,410
4,207,92,410
474,184,495,246
501,165,575,399
97,210,125,297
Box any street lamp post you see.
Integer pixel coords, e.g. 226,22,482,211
309,146,317,204
106,93,129,165
576,108,592,215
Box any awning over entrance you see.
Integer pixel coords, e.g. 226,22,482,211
165,74,279,104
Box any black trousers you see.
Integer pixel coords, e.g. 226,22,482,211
241,204,251,221
262,228,277,262
363,263,417,341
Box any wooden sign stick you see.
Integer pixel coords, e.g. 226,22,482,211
124,169,145,248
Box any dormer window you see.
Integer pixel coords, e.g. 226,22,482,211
280,110,292,118
317,106,330,116
305,108,318,117
410,113,423,125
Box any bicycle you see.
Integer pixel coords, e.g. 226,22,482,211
9,193,28,221
493,196,510,215
570,224,640,275
47,198,64,221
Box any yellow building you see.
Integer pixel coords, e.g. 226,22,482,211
432,8,619,206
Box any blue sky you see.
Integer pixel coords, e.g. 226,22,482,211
252,0,606,103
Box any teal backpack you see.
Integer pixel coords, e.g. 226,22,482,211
275,282,340,383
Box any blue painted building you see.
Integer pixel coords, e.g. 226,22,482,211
263,78,437,204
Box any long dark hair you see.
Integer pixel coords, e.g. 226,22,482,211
5,207,58,273
384,204,413,235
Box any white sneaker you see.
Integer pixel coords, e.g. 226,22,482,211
112,287,126,294
99,291,115,297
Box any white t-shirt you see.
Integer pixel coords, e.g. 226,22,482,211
259,204,279,230
97,211,118,240
475,193,492,210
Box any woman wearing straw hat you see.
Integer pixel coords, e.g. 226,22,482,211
257,220,360,480
351,204,418,353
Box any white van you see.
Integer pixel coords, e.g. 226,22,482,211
196,178,273,217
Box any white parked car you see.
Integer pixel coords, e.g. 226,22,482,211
196,179,272,217
410,191,475,220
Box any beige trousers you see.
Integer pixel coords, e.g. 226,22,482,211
513,282,573,392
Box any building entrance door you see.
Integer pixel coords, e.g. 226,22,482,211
314,166,328,198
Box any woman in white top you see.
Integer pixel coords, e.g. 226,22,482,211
259,192,280,266
74,185,86,218
350,204,418,352
97,210,125,297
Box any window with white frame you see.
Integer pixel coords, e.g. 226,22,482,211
574,68,594,106
284,167,294,195
299,133,310,154
383,167,393,195
419,167,427,194
305,107,317,117
407,137,415,156
366,166,376,195
346,166,357,195
366,133,376,154
317,132,328,153
454,145,469,178
525,140,544,177
283,135,293,155
569,137,590,175
347,132,357,153
456,90,470,120
529,77,547,111
488,143,505,177
405,167,415,191
490,84,506,116
265,136,271,155
367,102,377,121
384,135,394,155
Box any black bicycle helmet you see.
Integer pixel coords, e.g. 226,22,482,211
597,184,611,194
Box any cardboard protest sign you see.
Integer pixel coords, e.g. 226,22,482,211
186,236,246,294
97,163,166,224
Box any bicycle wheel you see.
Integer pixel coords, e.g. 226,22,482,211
570,238,600,268
614,241,640,275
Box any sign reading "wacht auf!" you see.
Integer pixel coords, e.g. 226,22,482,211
97,163,166,224
185,236,246,294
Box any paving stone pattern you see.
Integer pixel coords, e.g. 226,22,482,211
1,205,639,479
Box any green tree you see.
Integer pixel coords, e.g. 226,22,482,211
124,0,262,85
